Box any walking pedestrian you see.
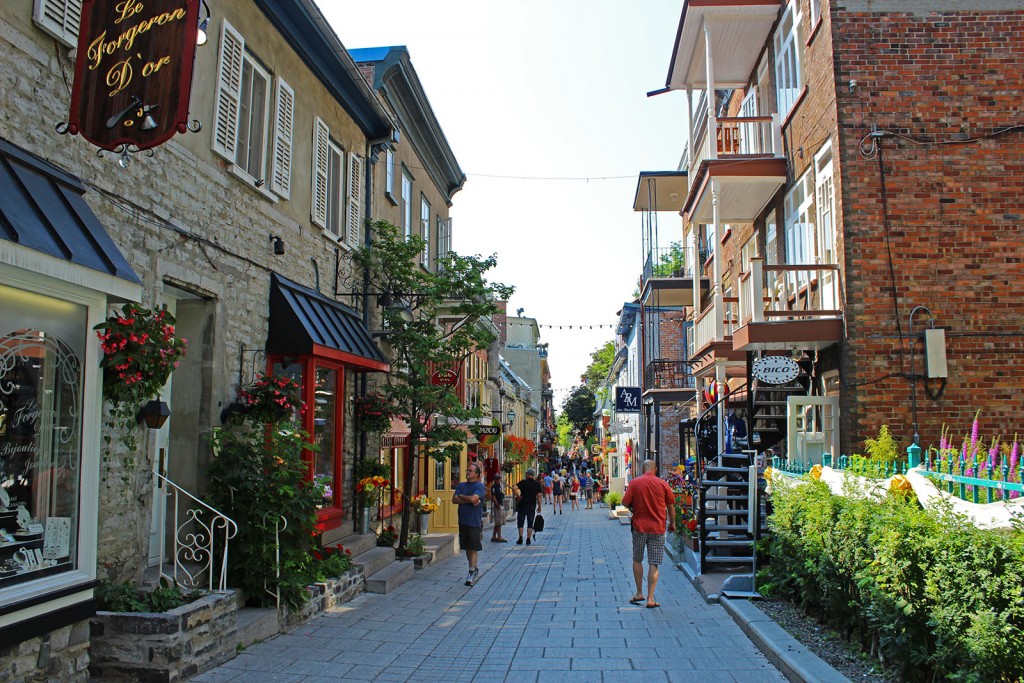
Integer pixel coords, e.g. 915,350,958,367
513,468,543,545
490,473,508,542
581,471,594,509
551,471,564,514
452,462,487,585
569,474,580,510
622,459,675,608
542,471,553,504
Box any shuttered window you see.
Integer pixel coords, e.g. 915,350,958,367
420,196,431,267
212,20,291,197
311,117,330,229
346,153,363,249
33,0,83,47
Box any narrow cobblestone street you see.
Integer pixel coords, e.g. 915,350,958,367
194,507,785,682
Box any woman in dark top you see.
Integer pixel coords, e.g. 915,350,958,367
490,474,507,542
513,468,543,545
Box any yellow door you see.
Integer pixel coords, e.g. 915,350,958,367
427,446,467,532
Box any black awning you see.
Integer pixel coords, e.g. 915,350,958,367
0,138,140,285
268,274,389,371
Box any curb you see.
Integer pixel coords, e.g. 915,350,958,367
719,596,851,683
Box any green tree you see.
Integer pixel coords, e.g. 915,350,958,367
583,341,615,387
556,413,573,451
653,241,686,277
354,221,513,552
562,385,597,436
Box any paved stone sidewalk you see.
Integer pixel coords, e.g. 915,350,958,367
193,505,785,682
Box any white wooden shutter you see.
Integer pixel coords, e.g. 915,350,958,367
270,77,294,199
212,20,244,162
311,117,329,229
33,0,83,47
345,153,364,248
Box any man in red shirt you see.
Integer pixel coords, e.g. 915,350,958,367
622,459,676,608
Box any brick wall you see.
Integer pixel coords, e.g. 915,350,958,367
833,6,1024,450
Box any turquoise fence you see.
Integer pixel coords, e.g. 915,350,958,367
772,443,1024,504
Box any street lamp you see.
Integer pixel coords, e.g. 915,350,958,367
506,409,516,426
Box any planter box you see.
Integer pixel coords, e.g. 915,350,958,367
286,567,364,627
89,590,239,682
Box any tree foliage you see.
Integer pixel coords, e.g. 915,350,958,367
583,341,615,387
353,221,513,551
562,385,597,436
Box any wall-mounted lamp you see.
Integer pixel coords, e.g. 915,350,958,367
506,409,517,426
376,293,414,322
271,235,285,255
196,0,211,46
138,399,171,429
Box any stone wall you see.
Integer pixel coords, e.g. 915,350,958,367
88,591,238,682
287,566,365,627
0,620,91,683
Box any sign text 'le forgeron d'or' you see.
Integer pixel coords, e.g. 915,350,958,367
67,0,200,152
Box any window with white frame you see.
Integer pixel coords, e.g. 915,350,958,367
385,148,395,201
420,196,431,267
33,0,82,46
773,0,804,118
765,210,778,266
212,20,294,198
436,216,448,269
741,231,760,274
784,171,815,265
814,142,836,265
810,0,823,28
401,171,413,240
312,118,362,248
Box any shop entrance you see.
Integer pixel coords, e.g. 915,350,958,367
425,447,468,532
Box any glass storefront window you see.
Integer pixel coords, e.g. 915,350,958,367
0,284,86,588
312,367,338,510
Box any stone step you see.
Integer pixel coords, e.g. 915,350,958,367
235,606,280,649
351,545,396,577
335,533,378,557
423,533,457,564
365,559,415,594
704,539,755,548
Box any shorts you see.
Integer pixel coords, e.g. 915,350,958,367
544,486,552,495
492,504,506,526
516,506,537,530
459,525,482,551
569,492,577,500
632,530,666,566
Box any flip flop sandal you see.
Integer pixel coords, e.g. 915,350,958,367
646,602,661,609
629,597,645,605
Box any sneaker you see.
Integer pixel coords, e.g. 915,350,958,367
526,538,531,546
470,568,480,583
516,538,523,545
464,571,474,585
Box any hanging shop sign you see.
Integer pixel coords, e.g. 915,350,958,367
430,369,459,387
752,355,801,385
614,386,641,413
472,423,502,446
66,0,200,151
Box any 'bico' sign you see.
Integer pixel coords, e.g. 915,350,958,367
66,0,199,151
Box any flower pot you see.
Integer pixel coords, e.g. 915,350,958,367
361,507,370,536
682,534,698,551
419,513,429,534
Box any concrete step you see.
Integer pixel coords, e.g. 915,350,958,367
335,533,378,557
365,559,415,594
423,533,457,564
235,607,279,649
351,545,396,577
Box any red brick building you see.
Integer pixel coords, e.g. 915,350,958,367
647,0,1024,464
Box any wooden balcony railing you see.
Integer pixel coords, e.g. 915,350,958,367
692,295,739,356
738,259,844,325
644,359,696,391
688,115,783,179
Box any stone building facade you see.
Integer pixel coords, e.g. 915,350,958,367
0,0,397,678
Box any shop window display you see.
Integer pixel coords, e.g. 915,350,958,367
0,284,86,587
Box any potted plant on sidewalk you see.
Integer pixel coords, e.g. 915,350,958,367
410,493,440,534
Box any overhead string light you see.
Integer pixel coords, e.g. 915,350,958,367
505,321,616,330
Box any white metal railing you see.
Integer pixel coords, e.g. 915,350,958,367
688,115,782,179
264,513,287,609
155,472,239,592
738,259,844,325
692,295,739,355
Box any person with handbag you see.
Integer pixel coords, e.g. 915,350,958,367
512,468,543,546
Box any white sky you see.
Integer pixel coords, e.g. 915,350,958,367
322,1,686,409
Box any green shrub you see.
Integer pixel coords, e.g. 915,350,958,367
311,543,353,581
96,578,197,613
207,413,320,611
765,477,1024,682
604,491,623,507
863,424,901,464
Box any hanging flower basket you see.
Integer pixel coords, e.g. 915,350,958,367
355,392,393,434
94,303,188,455
232,372,302,424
